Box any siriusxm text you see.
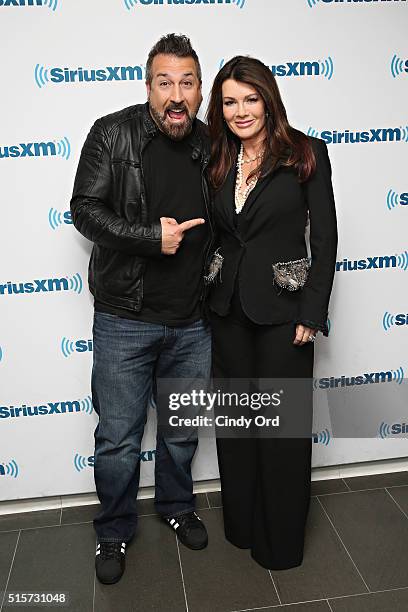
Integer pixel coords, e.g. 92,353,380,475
1,278,70,294
319,0,406,3
0,0,43,5
0,401,82,419
317,371,393,388
271,61,320,77
45,66,144,83
127,0,241,4
1,142,57,159
336,256,397,271
321,128,406,144
390,423,408,435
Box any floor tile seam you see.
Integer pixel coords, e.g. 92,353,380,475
267,570,281,606
326,585,408,602
1,486,404,533
315,496,371,592
384,487,408,520
229,586,408,611
326,598,334,611
229,597,331,612
175,534,189,612
316,485,396,497
0,530,21,612
0,510,170,534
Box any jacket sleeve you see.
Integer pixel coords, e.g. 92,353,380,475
295,139,338,337
70,118,162,257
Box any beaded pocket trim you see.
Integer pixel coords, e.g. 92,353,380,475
272,257,311,292
204,248,224,284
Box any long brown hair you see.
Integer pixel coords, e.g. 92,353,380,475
206,56,316,190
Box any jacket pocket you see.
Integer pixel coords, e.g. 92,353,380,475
204,248,224,284
272,257,311,292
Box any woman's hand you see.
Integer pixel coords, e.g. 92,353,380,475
293,324,317,346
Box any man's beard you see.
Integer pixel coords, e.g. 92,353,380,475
149,100,199,141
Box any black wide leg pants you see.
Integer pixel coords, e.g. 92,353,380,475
209,290,314,570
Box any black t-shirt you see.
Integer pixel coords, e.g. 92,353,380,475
95,127,208,326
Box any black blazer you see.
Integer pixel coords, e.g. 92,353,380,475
208,137,338,337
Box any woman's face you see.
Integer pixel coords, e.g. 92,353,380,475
222,78,266,143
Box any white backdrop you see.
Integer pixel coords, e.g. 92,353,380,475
1,0,407,501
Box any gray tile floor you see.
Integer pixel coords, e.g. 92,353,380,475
2,473,408,611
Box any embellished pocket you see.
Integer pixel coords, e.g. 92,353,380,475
204,248,224,284
272,257,311,292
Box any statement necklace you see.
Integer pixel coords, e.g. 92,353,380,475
235,144,262,214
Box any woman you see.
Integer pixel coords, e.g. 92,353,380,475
205,56,337,570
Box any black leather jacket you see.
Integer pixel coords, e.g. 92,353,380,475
70,102,213,314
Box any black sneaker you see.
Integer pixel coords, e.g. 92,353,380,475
95,541,126,584
164,511,208,550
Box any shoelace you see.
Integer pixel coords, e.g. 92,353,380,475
177,512,200,533
99,542,124,561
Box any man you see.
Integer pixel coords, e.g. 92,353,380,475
70,34,213,585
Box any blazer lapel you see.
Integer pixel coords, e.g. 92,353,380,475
240,173,270,214
240,157,285,220
214,155,286,228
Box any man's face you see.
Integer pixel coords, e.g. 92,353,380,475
147,53,202,140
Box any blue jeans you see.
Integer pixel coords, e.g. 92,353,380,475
91,311,211,543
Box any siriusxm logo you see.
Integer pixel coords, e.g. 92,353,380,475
0,459,19,478
307,0,406,7
0,0,58,9
307,126,408,144
35,64,145,88
74,450,156,471
0,137,71,160
379,421,408,438
271,56,333,79
391,54,408,78
313,429,331,445
219,56,333,79
124,0,245,9
336,252,408,272
61,337,93,358
0,273,83,296
314,366,404,389
386,189,408,210
382,311,408,331
74,454,94,471
48,208,72,230
0,396,93,419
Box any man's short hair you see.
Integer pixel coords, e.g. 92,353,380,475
146,33,202,84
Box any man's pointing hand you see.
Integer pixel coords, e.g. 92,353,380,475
160,217,205,255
